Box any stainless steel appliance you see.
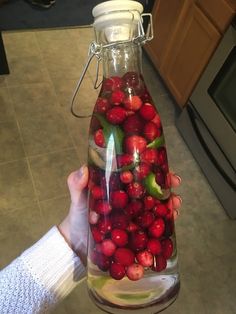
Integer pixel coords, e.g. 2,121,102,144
176,19,236,219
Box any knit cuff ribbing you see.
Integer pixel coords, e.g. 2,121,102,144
21,226,86,300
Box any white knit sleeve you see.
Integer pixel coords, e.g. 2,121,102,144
0,226,86,314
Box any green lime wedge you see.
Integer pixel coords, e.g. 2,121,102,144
143,172,163,199
147,135,165,149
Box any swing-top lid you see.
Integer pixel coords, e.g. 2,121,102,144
92,0,144,43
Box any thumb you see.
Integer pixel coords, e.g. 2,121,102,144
67,165,89,205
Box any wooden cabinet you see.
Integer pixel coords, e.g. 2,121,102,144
145,0,235,107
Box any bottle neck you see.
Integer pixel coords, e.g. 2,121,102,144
102,43,143,78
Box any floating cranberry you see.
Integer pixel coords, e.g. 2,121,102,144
155,169,166,187
123,71,140,87
117,154,134,167
153,203,168,217
139,103,156,121
122,114,143,134
126,263,144,281
151,113,162,128
144,121,161,142
140,148,158,164
114,248,135,266
130,230,148,251
123,95,142,111
124,200,143,218
97,217,112,235
124,135,147,154
112,212,128,230
109,262,126,280
95,200,112,215
136,250,154,267
111,190,128,209
111,228,128,247
157,147,167,165
133,162,151,180
144,195,156,211
91,185,106,200
106,106,127,125
103,76,123,91
161,238,173,259
153,255,167,272
127,182,145,199
95,97,110,113
96,253,111,271
127,221,139,233
91,227,104,243
94,129,106,147
101,239,116,257
149,218,165,238
110,90,125,105
120,170,133,184
147,238,162,255
136,212,155,229
109,172,122,190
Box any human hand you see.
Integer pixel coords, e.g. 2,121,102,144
58,166,182,265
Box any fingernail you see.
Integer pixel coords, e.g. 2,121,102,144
175,174,182,184
176,195,183,204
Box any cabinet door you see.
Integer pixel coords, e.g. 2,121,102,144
145,0,185,69
161,2,221,107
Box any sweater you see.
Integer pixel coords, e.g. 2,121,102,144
0,226,86,314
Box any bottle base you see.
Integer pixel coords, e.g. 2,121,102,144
88,278,180,314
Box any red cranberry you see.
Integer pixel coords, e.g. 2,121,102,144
106,106,127,125
95,200,112,215
127,222,139,233
147,238,162,255
123,95,142,111
117,154,134,167
111,228,128,247
123,72,140,87
91,185,106,200
133,162,151,180
157,147,167,165
149,218,165,238
110,90,125,105
140,148,158,164
144,121,161,142
111,190,128,209
94,129,106,148
96,253,111,271
155,169,166,187
136,250,154,267
95,97,110,114
124,200,143,218
122,114,143,134
120,170,133,184
143,195,156,210
139,103,156,121
126,263,144,281
127,182,145,199
109,172,122,190
161,238,173,259
136,212,155,228
101,239,116,257
97,217,112,235
153,255,167,272
153,203,168,217
103,76,123,91
151,113,162,128
130,230,148,251
91,226,104,243
112,212,128,230
109,262,126,280
114,248,135,266
124,135,147,154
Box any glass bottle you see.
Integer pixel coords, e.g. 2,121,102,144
85,1,180,313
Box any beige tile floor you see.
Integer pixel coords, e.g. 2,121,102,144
0,27,236,314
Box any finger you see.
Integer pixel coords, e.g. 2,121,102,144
67,165,89,205
167,193,182,220
167,172,181,188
